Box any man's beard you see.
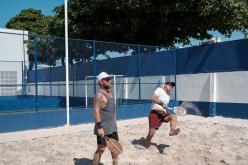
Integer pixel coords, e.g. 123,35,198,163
103,84,111,90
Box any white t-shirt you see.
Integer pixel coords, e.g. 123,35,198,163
151,87,170,110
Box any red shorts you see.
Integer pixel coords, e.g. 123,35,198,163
148,110,170,130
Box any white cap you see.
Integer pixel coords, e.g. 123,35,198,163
97,72,112,81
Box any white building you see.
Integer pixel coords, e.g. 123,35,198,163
0,28,29,96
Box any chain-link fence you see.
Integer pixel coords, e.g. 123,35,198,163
0,31,172,113
2,30,247,113
1,30,247,132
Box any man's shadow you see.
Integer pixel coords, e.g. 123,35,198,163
131,137,169,154
73,158,104,165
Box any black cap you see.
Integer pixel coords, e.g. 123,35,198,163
165,81,175,87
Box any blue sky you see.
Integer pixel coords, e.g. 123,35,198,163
0,0,245,46
0,0,63,28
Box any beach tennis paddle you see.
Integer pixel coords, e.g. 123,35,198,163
166,106,187,116
105,136,123,155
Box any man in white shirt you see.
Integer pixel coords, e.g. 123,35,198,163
145,82,180,148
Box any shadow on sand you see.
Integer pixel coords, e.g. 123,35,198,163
73,158,104,165
132,137,169,154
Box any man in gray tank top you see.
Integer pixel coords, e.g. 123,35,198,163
92,72,119,165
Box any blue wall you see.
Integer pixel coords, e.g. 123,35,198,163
27,39,248,82
1,101,247,133
0,96,150,111
0,103,151,133
0,96,60,111
176,39,248,74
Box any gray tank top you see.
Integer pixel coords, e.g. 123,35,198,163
94,91,117,135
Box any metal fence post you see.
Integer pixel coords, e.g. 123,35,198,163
138,45,141,103
174,48,178,106
113,75,116,105
49,65,52,96
210,73,217,116
73,64,75,97
22,31,26,96
34,33,38,111
93,40,97,94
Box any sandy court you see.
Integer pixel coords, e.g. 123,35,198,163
0,115,248,165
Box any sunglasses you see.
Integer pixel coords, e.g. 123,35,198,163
102,78,112,82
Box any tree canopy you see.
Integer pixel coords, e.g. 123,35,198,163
6,9,59,67
49,0,248,46
6,8,52,35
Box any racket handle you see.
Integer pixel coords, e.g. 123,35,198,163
166,107,177,115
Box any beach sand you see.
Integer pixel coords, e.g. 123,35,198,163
0,115,248,165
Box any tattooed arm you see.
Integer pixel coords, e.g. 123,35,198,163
93,93,103,122
93,92,105,137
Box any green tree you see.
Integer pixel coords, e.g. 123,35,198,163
6,8,52,35
50,0,248,46
6,9,61,68
6,8,94,66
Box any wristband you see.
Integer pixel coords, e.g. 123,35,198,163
96,122,103,129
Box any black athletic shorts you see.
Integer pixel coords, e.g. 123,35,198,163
96,132,119,145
